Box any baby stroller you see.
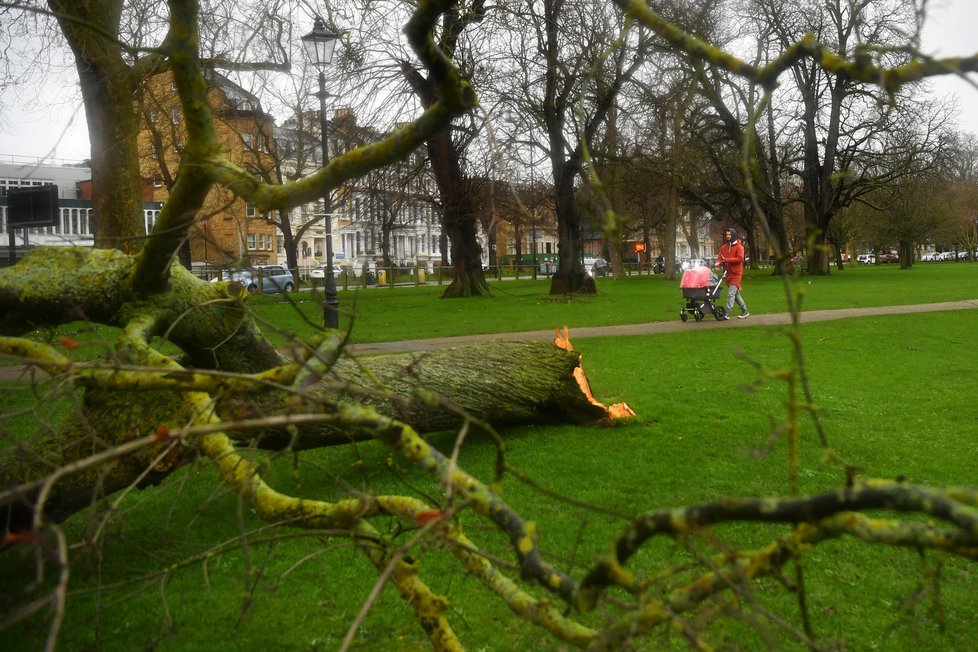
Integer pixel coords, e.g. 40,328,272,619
679,265,727,322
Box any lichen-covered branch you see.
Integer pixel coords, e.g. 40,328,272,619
0,248,282,372
615,0,978,94
577,480,978,610
171,0,479,237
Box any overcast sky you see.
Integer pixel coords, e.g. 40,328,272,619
1,0,976,163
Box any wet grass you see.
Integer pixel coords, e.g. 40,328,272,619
4,304,978,650
249,261,978,344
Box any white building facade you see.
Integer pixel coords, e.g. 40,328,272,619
0,160,162,256
276,112,449,277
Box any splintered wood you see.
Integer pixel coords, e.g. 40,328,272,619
554,327,636,421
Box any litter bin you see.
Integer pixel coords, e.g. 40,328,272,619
377,270,387,285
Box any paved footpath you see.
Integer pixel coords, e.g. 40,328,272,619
2,301,976,380
351,299,978,354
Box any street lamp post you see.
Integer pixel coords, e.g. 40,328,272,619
302,16,340,329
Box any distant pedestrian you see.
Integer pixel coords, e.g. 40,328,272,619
715,227,750,320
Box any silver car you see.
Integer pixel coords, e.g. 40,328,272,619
309,265,345,280
217,265,295,294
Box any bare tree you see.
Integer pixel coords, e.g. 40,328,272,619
492,0,652,294
399,0,493,297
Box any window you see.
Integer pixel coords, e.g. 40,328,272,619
150,111,159,123
246,203,256,218
247,233,257,250
242,133,253,148
153,174,163,188
145,210,160,235
0,177,53,197
171,108,181,124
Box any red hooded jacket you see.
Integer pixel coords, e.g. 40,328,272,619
716,237,745,289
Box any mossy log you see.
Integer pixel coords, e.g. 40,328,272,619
241,338,629,449
1,248,632,533
1,336,631,530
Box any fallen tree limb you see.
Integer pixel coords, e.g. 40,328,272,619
1,332,634,529
242,336,634,449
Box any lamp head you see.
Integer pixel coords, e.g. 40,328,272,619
301,16,339,67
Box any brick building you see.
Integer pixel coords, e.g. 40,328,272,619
137,70,279,266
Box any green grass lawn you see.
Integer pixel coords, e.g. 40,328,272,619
4,262,978,650
248,261,978,344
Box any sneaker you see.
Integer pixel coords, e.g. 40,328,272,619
737,312,751,319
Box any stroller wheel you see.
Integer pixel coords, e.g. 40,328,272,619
680,310,688,322
694,309,704,322
714,307,727,320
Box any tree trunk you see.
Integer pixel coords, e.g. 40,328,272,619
280,225,300,285
833,242,846,271
899,239,914,269
422,128,489,297
0,337,629,531
399,63,489,298
549,169,595,294
50,0,145,252
805,227,832,275
442,210,491,297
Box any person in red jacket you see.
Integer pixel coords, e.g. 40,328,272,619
715,227,750,319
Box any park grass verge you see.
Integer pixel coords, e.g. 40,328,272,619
248,261,978,344
4,261,976,358
4,308,977,650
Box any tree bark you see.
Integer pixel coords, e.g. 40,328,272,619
1,318,630,530
248,339,625,449
49,0,146,252
549,167,595,294
400,52,490,299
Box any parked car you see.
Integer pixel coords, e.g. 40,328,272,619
214,265,295,293
856,253,875,264
920,251,938,262
938,251,956,261
309,265,345,280
589,258,610,277
879,252,899,263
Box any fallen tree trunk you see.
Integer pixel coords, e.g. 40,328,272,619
1,335,633,531
242,337,632,449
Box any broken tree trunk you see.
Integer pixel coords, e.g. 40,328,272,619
241,333,634,449
1,332,633,530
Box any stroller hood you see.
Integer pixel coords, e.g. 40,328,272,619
680,266,713,288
